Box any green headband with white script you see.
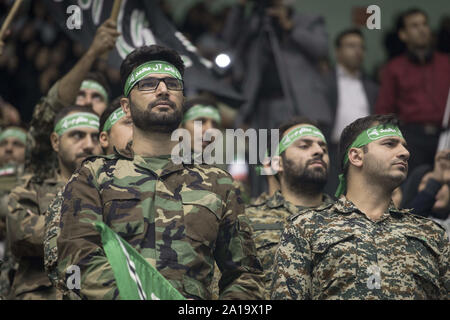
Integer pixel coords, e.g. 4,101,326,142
0,128,27,144
103,108,126,132
124,61,183,97
275,125,326,156
80,80,108,102
54,112,100,136
335,124,405,198
182,104,222,125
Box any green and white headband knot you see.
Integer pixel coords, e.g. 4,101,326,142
124,60,183,97
103,107,126,132
0,128,27,144
54,112,100,136
182,104,222,125
275,125,326,156
335,124,404,198
81,80,109,103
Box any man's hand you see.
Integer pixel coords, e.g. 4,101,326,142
266,4,293,31
87,19,121,57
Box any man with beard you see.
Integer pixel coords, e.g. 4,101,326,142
271,114,449,300
246,117,334,298
25,19,118,184
6,106,102,300
53,45,264,300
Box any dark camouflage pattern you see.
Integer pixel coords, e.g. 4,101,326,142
246,191,334,298
55,150,264,300
24,81,68,183
271,196,450,300
0,165,24,298
7,173,65,299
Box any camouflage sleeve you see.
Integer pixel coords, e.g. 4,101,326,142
437,227,450,299
56,165,118,300
6,183,45,258
25,80,67,179
270,219,311,300
215,186,265,300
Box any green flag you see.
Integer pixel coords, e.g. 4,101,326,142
94,221,186,300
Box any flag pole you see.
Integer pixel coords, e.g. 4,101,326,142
0,0,23,55
101,0,122,61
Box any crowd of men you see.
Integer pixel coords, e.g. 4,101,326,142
0,1,449,300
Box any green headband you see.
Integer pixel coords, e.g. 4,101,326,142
103,108,126,132
81,80,108,102
0,128,27,144
182,104,222,125
335,124,405,198
275,125,326,156
124,61,183,97
54,112,100,136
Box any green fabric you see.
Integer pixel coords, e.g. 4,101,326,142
54,112,100,136
124,61,182,97
182,104,221,125
275,125,326,156
0,128,27,144
335,124,405,198
80,80,108,102
102,107,125,132
94,221,186,300
142,155,172,171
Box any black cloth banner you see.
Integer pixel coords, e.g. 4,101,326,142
44,0,243,106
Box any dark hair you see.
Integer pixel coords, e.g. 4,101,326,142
84,71,111,100
396,8,428,32
183,96,218,114
53,105,99,129
99,96,124,132
335,28,364,48
120,45,185,94
338,114,400,176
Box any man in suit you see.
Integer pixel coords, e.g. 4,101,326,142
325,28,379,194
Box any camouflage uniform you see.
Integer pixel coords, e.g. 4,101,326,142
246,190,334,298
25,81,68,183
7,173,65,299
0,165,23,298
55,149,265,300
271,196,450,300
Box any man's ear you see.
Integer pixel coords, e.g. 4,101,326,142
348,147,364,168
271,155,283,174
398,29,407,43
50,132,60,153
121,97,131,118
99,131,109,150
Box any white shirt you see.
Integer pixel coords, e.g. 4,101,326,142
331,64,370,143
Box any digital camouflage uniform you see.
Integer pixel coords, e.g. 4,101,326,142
7,173,65,299
246,190,334,298
55,149,265,300
271,196,450,300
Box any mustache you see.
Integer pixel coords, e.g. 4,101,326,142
306,158,327,169
148,98,176,110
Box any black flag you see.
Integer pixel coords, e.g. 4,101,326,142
44,0,243,106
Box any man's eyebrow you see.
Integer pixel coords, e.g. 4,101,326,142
67,130,85,136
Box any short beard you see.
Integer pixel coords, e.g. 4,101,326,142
364,154,406,191
281,156,328,196
129,97,182,133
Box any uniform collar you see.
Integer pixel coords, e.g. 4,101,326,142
334,195,410,219
267,190,334,215
114,141,187,177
